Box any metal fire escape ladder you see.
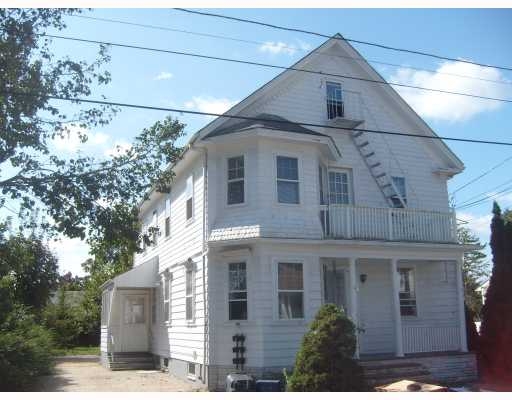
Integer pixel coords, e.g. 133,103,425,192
350,129,407,208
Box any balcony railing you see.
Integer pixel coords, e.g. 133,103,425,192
320,204,457,243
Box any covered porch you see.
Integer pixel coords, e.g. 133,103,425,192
319,256,467,358
100,257,158,366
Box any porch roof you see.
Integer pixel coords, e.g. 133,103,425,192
100,256,158,290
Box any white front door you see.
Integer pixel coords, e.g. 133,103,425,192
119,293,149,352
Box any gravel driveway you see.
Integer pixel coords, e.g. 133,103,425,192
37,357,201,392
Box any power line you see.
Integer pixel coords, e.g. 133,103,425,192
455,177,512,206
174,8,512,73
456,185,512,210
5,90,512,147
42,33,512,104
71,14,512,87
450,154,512,195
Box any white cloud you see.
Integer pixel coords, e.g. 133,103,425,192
259,41,296,56
184,96,238,116
53,124,109,153
458,212,493,237
104,141,133,157
389,61,509,122
154,71,173,80
49,237,90,277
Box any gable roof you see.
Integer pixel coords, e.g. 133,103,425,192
188,34,464,172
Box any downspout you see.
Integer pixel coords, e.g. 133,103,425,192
201,146,209,385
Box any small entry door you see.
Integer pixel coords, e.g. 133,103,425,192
322,260,347,312
120,293,149,352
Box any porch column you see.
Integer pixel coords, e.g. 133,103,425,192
348,258,359,359
390,259,404,357
456,257,469,352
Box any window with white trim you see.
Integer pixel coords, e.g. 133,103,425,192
326,81,344,119
164,196,171,237
185,264,195,321
227,156,245,205
399,267,417,316
391,176,407,208
186,175,194,221
277,262,304,319
151,287,157,324
162,273,171,323
228,262,247,320
328,171,350,204
276,156,299,204
151,209,158,246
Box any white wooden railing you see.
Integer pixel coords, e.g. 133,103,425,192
402,326,460,353
320,204,457,243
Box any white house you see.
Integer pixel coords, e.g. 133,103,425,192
100,35,477,390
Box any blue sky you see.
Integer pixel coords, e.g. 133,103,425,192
5,8,512,275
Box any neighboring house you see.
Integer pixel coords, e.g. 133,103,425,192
100,35,477,390
49,290,84,306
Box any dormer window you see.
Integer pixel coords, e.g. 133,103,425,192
326,81,344,120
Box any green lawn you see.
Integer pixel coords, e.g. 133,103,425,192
56,346,100,356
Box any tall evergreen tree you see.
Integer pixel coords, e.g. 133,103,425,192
457,226,490,319
479,202,512,386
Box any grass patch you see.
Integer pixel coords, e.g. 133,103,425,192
56,346,100,356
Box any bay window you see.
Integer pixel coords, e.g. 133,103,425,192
277,262,304,319
277,156,299,204
227,156,245,205
228,262,247,320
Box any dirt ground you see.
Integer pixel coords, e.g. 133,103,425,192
36,358,202,392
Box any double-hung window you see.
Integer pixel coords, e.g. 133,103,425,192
399,268,417,316
186,175,194,221
163,273,171,323
391,176,407,208
277,262,304,319
227,156,245,205
164,196,171,237
328,171,350,204
228,262,247,320
151,210,158,246
277,156,299,204
326,81,344,119
185,265,195,322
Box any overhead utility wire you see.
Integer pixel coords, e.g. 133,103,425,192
42,33,512,104
5,90,512,147
455,177,512,206
174,8,512,73
456,186,512,210
71,14,512,86
450,154,512,195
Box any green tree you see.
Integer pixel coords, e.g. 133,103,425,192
479,202,512,386
0,304,55,391
77,203,140,341
1,9,184,241
457,225,490,319
286,304,365,391
0,231,59,311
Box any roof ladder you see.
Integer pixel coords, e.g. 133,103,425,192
350,130,407,208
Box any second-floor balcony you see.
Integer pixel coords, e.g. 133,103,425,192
320,204,457,244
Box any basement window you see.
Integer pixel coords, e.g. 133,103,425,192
187,362,196,378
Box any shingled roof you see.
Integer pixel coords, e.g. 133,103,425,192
204,113,327,139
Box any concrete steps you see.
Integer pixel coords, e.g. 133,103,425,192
108,352,155,371
361,360,432,388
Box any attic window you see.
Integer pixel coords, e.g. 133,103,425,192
326,81,344,119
